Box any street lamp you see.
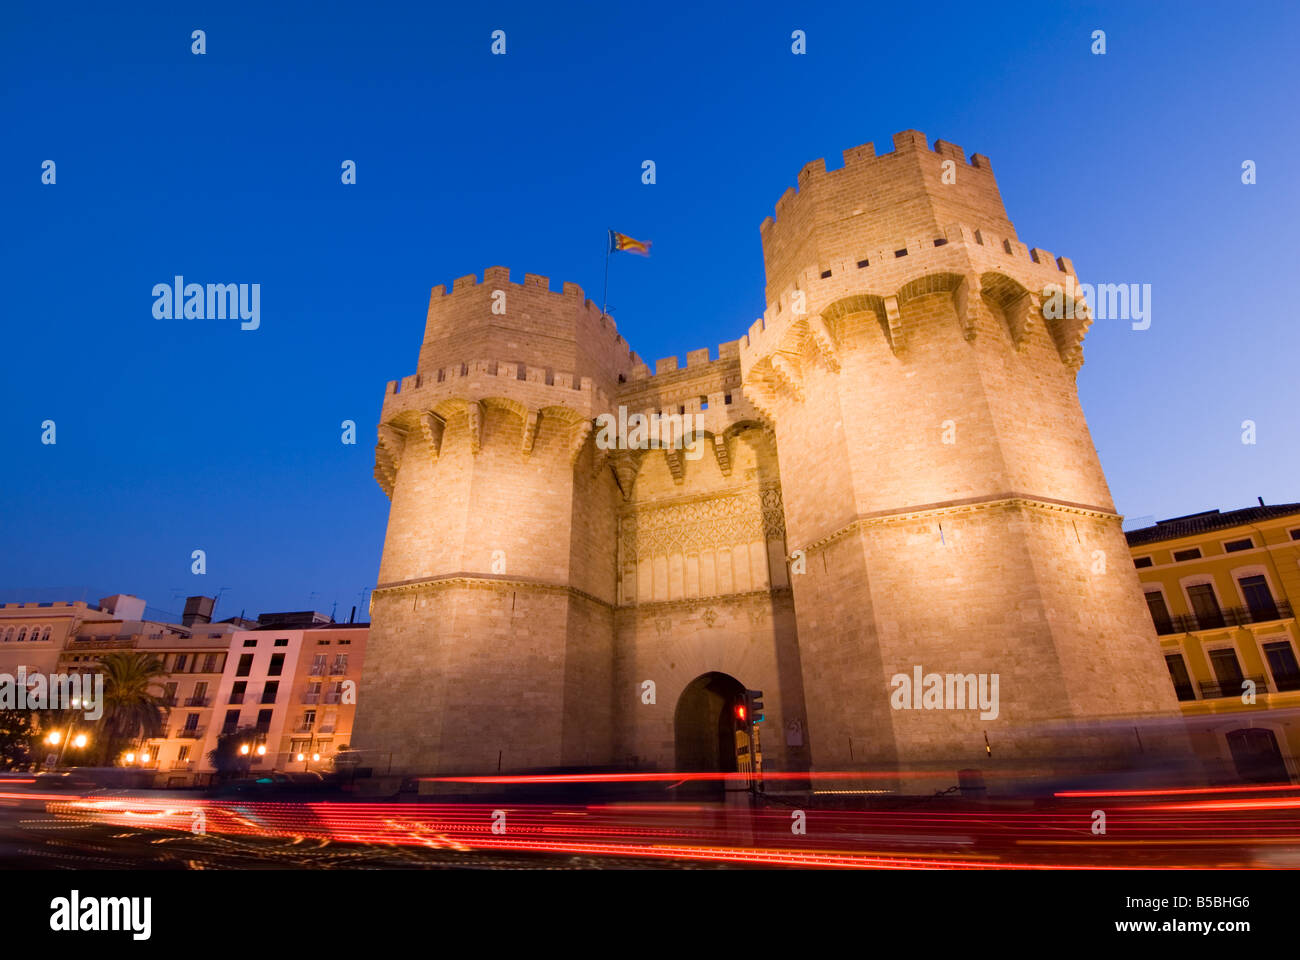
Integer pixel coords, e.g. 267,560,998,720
238,735,268,774
47,713,89,769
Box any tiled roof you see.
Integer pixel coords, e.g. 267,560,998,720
1125,503,1300,547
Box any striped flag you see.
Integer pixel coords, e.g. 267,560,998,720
609,229,651,257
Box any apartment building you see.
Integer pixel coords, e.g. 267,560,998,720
201,618,367,777
59,595,246,785
0,595,126,678
1128,501,1300,783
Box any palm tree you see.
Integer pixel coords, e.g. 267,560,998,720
91,652,169,766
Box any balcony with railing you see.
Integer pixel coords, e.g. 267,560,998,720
301,692,320,704
175,726,206,739
185,695,211,707
1198,675,1267,700
71,637,137,650
294,723,315,734
1152,600,1293,635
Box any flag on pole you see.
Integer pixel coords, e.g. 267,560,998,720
608,229,652,256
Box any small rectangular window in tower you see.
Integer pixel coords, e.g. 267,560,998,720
820,270,831,279
894,249,907,258
857,259,869,268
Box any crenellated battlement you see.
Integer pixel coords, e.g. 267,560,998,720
739,220,1088,383
619,339,743,384
759,131,1017,303
761,130,998,233
430,265,591,301
420,266,641,391
382,356,610,418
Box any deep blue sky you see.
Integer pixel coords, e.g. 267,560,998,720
2,1,1296,621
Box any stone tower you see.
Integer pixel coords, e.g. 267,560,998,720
355,269,634,774
739,130,1185,778
355,131,1186,785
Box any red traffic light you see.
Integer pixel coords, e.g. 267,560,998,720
735,704,747,721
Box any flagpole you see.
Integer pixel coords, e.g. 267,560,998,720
601,229,611,318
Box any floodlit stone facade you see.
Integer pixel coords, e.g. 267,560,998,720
354,130,1188,786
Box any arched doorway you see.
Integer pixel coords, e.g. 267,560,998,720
1227,727,1289,783
674,672,746,775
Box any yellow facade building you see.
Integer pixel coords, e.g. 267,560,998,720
1128,501,1300,783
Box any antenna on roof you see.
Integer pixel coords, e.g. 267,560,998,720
1259,496,1266,507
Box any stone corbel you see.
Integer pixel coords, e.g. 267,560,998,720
712,433,732,477
377,423,406,467
611,450,643,501
954,274,983,342
663,447,684,484
418,411,445,462
883,295,904,354
808,313,840,371
466,400,483,454
1006,291,1040,351
520,408,540,458
569,419,593,468
769,351,803,401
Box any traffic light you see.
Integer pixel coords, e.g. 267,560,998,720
734,702,747,723
745,690,765,723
